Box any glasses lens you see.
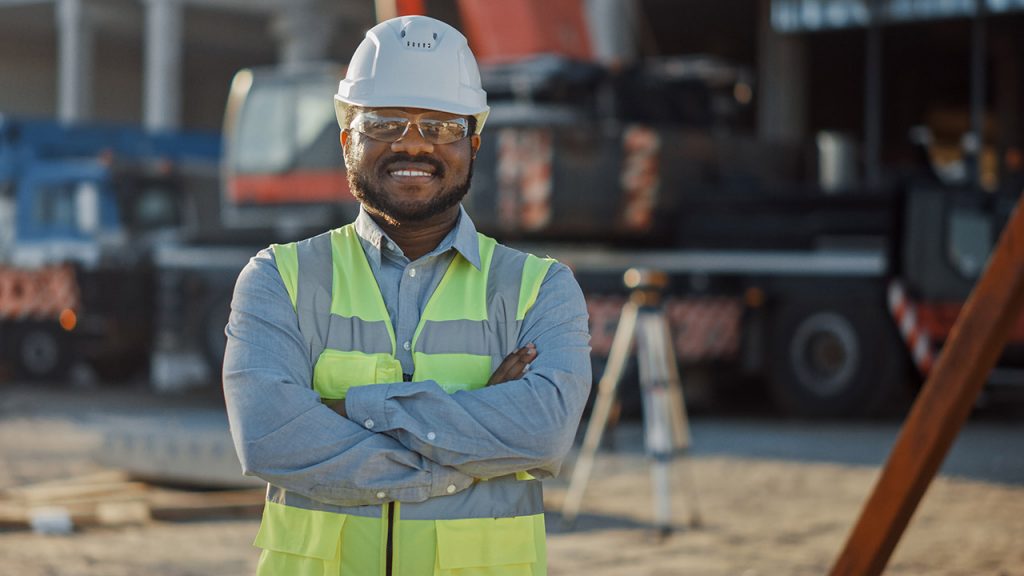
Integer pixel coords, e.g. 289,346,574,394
353,114,409,142
418,118,469,144
352,113,469,144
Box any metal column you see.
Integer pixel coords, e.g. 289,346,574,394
584,0,638,67
757,0,806,144
143,0,183,132
272,0,332,68
968,0,987,189
56,0,94,123
864,0,883,188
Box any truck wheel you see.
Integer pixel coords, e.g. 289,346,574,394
15,323,72,381
769,301,910,418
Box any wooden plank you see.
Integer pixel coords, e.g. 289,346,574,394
7,481,147,504
0,470,130,494
830,194,1024,576
147,488,265,521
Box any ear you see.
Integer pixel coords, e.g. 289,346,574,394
340,130,350,151
470,134,481,158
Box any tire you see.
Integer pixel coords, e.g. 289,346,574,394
769,298,911,418
14,322,72,381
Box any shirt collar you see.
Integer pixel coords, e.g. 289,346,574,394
353,205,481,270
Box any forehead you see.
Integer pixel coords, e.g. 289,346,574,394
362,107,465,121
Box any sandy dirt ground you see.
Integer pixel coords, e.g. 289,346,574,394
1,386,1022,576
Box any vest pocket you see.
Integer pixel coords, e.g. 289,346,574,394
413,353,493,393
313,350,402,399
435,516,537,575
254,501,346,575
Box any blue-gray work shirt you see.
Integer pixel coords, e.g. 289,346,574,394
222,206,592,507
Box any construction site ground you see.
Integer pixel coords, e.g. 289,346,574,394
1,384,1022,576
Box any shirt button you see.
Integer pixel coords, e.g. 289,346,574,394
446,484,456,494
427,432,436,441
403,341,411,351
363,419,374,429
376,491,386,499
408,268,416,277
388,242,396,251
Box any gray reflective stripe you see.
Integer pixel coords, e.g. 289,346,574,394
415,319,498,356
264,476,543,521
486,244,529,363
400,476,543,520
295,233,334,367
266,484,382,518
324,314,394,354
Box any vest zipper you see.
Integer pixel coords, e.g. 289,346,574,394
385,502,395,576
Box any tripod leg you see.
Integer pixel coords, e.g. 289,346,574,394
651,457,673,539
562,299,639,526
637,311,676,537
652,311,702,528
676,458,703,528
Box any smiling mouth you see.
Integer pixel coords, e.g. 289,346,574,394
389,169,435,178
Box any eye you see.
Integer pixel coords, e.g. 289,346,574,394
419,122,444,136
378,121,404,131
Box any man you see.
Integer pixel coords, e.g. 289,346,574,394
223,15,592,576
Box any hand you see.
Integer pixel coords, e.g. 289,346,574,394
486,343,536,386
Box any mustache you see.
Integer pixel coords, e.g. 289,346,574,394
379,153,445,177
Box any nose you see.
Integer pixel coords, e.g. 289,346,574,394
391,122,435,156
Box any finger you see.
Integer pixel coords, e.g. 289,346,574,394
508,344,536,376
487,345,536,386
488,346,533,385
487,348,526,385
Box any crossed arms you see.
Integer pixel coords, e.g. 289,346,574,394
222,249,592,507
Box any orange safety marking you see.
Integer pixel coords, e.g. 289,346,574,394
0,264,80,320
587,294,742,362
887,281,936,376
496,128,553,232
620,125,660,232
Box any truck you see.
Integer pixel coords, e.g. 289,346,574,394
0,116,221,382
192,0,1024,418
9,1,1022,420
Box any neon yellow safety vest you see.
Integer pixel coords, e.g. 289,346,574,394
255,224,555,576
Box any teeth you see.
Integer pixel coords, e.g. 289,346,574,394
391,170,432,177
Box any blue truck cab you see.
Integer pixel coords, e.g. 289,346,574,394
0,116,220,381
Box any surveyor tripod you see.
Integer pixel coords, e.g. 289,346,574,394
562,269,701,537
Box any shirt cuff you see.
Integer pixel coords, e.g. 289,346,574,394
344,383,392,432
430,464,476,498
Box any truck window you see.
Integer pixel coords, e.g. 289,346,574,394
134,183,178,228
233,79,339,174
947,207,992,278
235,83,294,173
33,183,78,234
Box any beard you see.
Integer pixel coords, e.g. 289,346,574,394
347,150,474,224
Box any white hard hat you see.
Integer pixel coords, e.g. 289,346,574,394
335,15,489,134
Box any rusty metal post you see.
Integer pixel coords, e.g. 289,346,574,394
830,193,1024,576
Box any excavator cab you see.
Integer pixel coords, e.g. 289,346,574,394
220,63,358,236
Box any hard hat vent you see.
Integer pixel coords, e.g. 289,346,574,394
400,18,441,51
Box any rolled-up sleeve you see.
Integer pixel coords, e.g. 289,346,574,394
222,249,475,506
344,262,592,479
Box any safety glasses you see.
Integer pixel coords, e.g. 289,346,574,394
349,111,469,145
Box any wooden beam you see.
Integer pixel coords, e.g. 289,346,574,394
830,192,1024,576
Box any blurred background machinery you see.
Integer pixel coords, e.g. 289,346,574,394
1,0,1023,418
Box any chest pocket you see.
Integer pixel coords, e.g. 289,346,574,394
312,350,403,400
